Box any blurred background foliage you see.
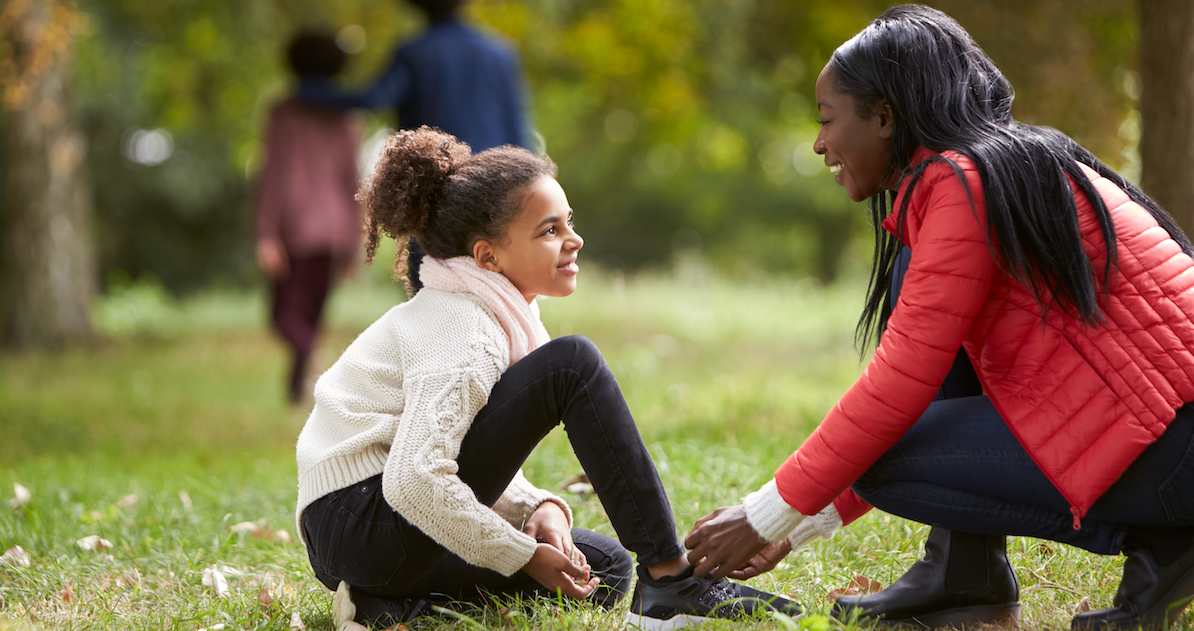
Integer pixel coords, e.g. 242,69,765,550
59,0,1139,294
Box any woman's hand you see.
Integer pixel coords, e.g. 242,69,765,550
522,542,598,599
725,539,792,580
523,501,581,565
684,505,768,579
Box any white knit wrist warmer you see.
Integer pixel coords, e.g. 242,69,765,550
742,478,806,544
785,503,842,552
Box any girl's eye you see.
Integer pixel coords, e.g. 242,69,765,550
543,226,556,236
816,119,829,126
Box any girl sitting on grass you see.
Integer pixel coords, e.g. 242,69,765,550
294,126,800,630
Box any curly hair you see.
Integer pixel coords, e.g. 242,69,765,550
358,126,558,290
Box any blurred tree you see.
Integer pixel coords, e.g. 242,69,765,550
0,0,96,348
1,0,1150,314
1139,0,1194,238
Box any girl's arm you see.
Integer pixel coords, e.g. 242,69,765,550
492,469,573,530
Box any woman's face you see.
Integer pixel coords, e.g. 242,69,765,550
813,66,896,202
482,176,584,303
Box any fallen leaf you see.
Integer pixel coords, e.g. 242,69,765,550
561,474,593,495
0,545,31,568
201,565,229,597
289,612,306,630
179,490,193,513
230,519,265,535
10,482,31,509
76,535,114,552
825,572,883,601
116,494,138,509
1072,596,1091,614
277,529,292,544
60,580,75,603
257,586,274,609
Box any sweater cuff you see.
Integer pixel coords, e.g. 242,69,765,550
743,478,806,544
491,531,539,577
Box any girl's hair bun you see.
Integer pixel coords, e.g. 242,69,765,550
359,126,471,267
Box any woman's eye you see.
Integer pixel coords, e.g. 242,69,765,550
544,226,556,236
816,119,829,126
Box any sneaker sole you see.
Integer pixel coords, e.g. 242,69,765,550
623,612,711,630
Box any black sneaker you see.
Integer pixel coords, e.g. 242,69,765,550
624,565,802,630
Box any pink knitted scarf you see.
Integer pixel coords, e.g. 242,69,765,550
418,256,551,365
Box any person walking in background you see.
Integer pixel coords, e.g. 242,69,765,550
299,0,531,289
256,31,362,404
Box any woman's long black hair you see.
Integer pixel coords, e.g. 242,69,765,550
831,4,1194,350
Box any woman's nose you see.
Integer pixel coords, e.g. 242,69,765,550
813,135,826,155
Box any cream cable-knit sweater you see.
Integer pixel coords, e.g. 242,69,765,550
295,288,571,577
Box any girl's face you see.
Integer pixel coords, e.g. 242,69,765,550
478,176,584,303
813,66,896,202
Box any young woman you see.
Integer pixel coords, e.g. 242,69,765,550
685,5,1194,630
294,127,800,630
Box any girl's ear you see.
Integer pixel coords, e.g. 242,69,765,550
876,99,895,140
472,240,502,272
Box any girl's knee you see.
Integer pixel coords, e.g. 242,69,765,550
541,335,606,371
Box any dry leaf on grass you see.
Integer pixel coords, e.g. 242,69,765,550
561,474,593,495
10,482,31,509
59,580,75,603
201,565,229,597
229,519,291,543
179,490,193,513
288,612,306,630
116,494,138,509
1,545,31,568
825,572,884,601
1072,596,1091,614
76,536,114,553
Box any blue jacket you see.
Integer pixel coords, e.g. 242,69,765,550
300,15,530,151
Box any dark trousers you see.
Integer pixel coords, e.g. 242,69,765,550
271,252,333,402
301,336,685,623
856,247,1194,555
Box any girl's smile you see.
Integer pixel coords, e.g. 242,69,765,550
477,176,584,303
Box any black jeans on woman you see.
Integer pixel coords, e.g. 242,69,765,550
301,336,686,625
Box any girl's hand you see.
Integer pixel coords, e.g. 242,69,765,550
256,239,288,281
524,501,583,566
522,542,599,599
683,505,768,579
725,539,792,580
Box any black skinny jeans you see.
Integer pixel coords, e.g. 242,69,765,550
301,336,685,623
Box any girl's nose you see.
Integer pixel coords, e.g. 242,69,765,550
813,135,826,155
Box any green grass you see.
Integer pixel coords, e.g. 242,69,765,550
0,267,1156,629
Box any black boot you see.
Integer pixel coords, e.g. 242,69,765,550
1072,526,1194,630
832,527,1021,628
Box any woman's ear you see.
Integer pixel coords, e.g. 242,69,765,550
472,240,502,272
876,99,895,140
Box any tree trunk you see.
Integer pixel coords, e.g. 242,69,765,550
1139,0,1194,238
1,0,96,348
